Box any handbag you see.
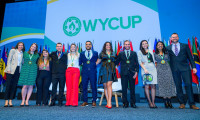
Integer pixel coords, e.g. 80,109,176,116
142,74,153,82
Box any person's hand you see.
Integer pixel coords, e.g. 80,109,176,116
133,72,137,79
144,69,149,74
193,68,197,74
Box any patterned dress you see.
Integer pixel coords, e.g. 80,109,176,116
138,50,157,85
154,53,176,97
18,52,39,85
98,52,117,84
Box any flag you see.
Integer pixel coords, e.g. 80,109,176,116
192,37,200,84
67,43,70,53
195,37,200,61
62,44,65,52
153,38,157,52
116,42,121,56
115,41,117,54
188,38,199,85
130,40,133,51
0,46,7,85
45,45,48,50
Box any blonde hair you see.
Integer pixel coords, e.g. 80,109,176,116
70,43,79,56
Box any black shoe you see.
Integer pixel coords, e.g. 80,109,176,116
123,103,129,108
9,105,13,107
130,104,137,108
168,102,174,108
4,105,8,107
49,102,55,107
20,104,24,107
58,102,63,107
164,102,169,108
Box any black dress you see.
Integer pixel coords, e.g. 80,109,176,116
98,52,117,84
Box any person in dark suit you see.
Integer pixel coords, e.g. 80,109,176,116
79,41,98,107
115,40,139,108
49,43,67,107
167,33,199,110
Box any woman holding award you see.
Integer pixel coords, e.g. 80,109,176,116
18,43,39,106
154,41,176,108
36,49,52,106
96,42,117,109
138,40,157,108
65,43,80,107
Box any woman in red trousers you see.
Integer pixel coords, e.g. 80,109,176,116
65,43,80,107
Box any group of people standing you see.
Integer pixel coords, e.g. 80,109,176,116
3,33,199,110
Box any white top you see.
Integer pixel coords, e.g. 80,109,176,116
67,53,80,69
17,50,23,66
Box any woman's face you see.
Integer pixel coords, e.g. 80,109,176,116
142,41,148,49
18,43,23,51
71,45,76,52
157,42,163,51
106,43,111,51
43,51,48,57
30,44,36,52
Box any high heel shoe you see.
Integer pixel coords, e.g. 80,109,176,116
165,102,169,108
4,105,8,107
105,105,108,108
107,106,112,109
168,102,174,108
148,103,154,109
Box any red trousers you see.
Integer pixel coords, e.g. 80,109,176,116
65,67,80,106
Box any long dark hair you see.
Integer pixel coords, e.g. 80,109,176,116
15,42,25,52
155,41,168,54
140,40,148,55
101,42,113,55
28,43,38,54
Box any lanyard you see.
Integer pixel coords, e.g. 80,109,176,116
29,54,34,60
159,53,164,60
71,54,75,63
106,51,111,58
86,51,91,60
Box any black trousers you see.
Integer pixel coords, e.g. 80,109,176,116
51,74,66,103
172,70,195,105
4,66,20,100
36,70,51,105
121,71,136,104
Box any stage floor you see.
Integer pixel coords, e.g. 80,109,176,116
0,100,200,120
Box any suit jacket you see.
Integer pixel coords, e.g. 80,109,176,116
79,50,98,74
50,51,67,75
166,43,196,72
4,49,23,74
115,51,139,76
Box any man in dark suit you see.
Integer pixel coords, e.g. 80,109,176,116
49,43,67,107
115,40,139,108
79,41,98,107
167,33,199,110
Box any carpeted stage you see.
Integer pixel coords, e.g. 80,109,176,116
0,100,199,120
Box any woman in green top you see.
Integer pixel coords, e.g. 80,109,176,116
18,43,39,106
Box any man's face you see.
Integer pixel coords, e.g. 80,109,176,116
124,41,130,50
56,44,62,52
86,42,92,50
171,34,179,43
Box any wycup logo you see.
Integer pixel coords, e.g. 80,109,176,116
63,16,81,36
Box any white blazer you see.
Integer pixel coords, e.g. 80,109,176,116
4,49,23,74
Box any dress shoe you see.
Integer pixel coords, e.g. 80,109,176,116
4,105,8,107
92,102,96,107
130,104,137,108
81,102,88,107
107,106,112,109
58,102,63,107
105,105,108,108
190,105,199,110
49,102,55,107
179,104,185,109
123,103,129,108
9,105,13,107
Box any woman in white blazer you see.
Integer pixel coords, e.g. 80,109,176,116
4,42,25,107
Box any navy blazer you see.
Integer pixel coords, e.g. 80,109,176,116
166,43,196,72
79,50,98,74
